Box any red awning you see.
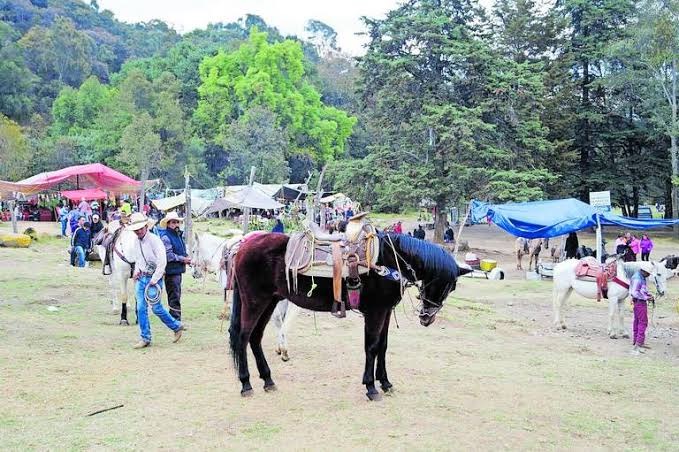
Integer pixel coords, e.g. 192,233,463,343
61,188,108,202
0,163,142,195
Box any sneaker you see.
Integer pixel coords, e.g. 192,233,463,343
633,345,645,354
173,325,186,343
133,340,151,349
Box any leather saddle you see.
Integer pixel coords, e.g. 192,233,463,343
575,256,618,301
285,213,379,318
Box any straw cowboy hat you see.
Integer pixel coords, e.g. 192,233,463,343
160,211,184,228
639,262,654,275
128,212,150,231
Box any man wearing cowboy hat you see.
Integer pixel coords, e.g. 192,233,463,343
630,261,655,354
159,211,191,321
127,212,185,349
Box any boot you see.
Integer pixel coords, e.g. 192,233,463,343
133,340,150,349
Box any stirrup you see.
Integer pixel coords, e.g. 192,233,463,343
331,300,346,318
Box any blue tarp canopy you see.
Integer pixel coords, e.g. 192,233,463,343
471,198,679,239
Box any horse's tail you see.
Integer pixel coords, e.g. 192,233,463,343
228,280,242,374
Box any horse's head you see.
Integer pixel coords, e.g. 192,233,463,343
650,261,668,298
382,234,471,327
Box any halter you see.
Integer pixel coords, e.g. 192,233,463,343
383,235,449,316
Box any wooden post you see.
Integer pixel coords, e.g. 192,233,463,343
243,166,256,234
9,199,18,233
184,167,192,254
313,165,327,227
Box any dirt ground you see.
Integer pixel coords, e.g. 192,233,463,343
2,220,679,450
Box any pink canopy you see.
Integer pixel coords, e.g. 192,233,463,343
0,163,141,195
61,188,108,202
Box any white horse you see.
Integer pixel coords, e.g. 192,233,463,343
552,259,668,338
191,231,299,361
95,220,138,325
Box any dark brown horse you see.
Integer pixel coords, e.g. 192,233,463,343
228,232,471,400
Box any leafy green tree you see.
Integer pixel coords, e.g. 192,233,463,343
18,16,94,86
545,0,635,200
358,0,556,240
0,21,36,120
221,107,290,184
195,29,356,163
0,114,30,180
116,112,161,205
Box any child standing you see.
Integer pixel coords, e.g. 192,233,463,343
640,234,654,261
629,262,655,353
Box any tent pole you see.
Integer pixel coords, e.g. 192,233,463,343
453,201,472,258
596,215,603,263
243,166,256,234
184,167,192,255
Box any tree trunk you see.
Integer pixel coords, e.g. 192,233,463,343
632,185,639,218
672,59,678,237
579,56,592,202
665,178,673,219
433,200,446,243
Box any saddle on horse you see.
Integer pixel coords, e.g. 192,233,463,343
285,213,379,318
574,257,625,301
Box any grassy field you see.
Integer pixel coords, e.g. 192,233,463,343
1,223,679,450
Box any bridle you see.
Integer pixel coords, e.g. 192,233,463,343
383,234,450,318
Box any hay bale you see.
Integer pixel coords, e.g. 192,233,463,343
0,232,32,248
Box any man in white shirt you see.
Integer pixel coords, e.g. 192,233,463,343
127,212,186,349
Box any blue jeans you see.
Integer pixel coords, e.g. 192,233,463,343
74,246,86,267
60,219,68,236
135,276,181,343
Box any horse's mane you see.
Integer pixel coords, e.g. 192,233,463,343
621,261,656,280
381,232,459,279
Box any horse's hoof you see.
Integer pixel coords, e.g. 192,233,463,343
119,320,129,326
366,391,382,402
381,383,394,393
609,334,618,339
241,389,254,397
281,351,289,362
274,346,281,355
560,324,567,330
264,384,277,392
622,333,630,339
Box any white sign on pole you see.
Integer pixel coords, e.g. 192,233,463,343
589,191,611,212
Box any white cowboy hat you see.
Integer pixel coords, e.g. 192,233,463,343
639,262,654,275
160,211,184,228
128,212,150,231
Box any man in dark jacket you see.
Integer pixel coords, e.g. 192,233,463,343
71,217,91,267
413,224,426,240
159,211,191,321
565,232,579,259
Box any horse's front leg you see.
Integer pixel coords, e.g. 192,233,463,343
375,309,393,393
363,308,388,401
276,301,298,362
608,297,618,339
618,298,629,338
118,274,130,326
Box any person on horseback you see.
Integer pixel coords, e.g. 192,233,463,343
630,262,654,354
158,211,191,321
127,212,186,349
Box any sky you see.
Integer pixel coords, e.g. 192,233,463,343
97,0,494,56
